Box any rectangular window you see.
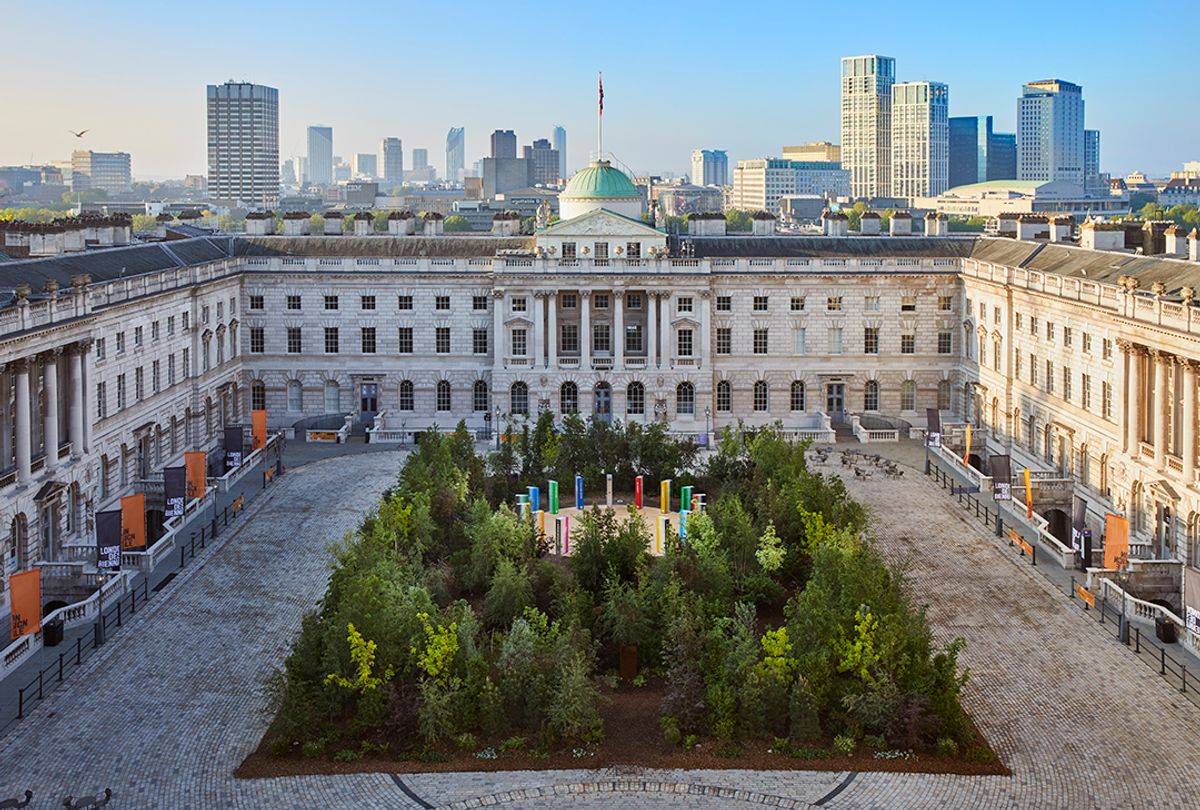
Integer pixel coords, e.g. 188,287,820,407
250,327,265,353
790,296,805,312
827,296,842,311
938,332,952,354
1046,321,1055,342
181,348,189,378
398,327,413,354
594,242,608,260
167,355,176,386
151,321,160,341
324,327,339,354
436,327,451,353
625,324,643,353
361,327,376,354
1015,352,1022,379
753,328,768,355
753,295,769,312
794,328,806,355
562,242,577,259
560,324,578,353
1030,317,1038,337
717,383,731,413
473,295,489,311
116,332,126,354
677,329,693,357
865,295,880,312
96,382,107,418
864,327,879,354
512,328,527,356
994,342,1002,371
287,327,302,354
181,311,189,330
626,293,642,309
116,373,126,410
716,327,732,355
95,337,106,361
938,295,952,311
1082,332,1092,353
828,327,843,354
1062,367,1072,400
593,323,611,353
901,334,915,354
717,295,732,312
1102,381,1113,419
202,305,210,324
677,296,693,313
1082,374,1092,410
561,293,577,310
1014,312,1022,330
324,295,338,311
168,315,176,335
1063,326,1072,347
1045,360,1054,393
1030,353,1037,385
626,242,641,259
994,306,1002,325
1102,339,1113,360
436,383,451,412
473,328,489,354
286,295,301,310
435,295,450,311
512,296,527,313
900,295,916,312
152,360,160,393
361,295,376,311
249,295,264,310
135,367,144,401
593,293,610,310
397,295,413,310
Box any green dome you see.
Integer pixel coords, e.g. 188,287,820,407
562,160,641,199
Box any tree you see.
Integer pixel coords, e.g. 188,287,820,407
131,214,158,232
725,209,753,232
444,214,472,232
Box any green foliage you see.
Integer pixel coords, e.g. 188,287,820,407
325,623,395,693
547,651,604,742
410,613,459,682
483,558,534,629
598,577,650,648
444,214,473,232
725,209,753,232
755,523,785,573
834,734,857,755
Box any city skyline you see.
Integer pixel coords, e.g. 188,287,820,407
0,0,1194,181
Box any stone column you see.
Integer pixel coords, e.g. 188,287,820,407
80,340,92,454
547,292,557,369
580,290,591,368
533,291,545,369
0,365,11,471
1183,359,1197,483
647,292,658,369
43,349,60,472
492,289,505,371
1153,350,1169,470
15,359,32,485
613,290,624,369
699,290,711,370
660,292,671,369
1125,342,1142,454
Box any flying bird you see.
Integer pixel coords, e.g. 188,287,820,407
68,129,89,138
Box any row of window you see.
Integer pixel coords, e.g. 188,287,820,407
95,351,189,419
248,326,486,355
95,314,186,361
717,327,953,356
971,299,1114,361
248,294,490,313
1017,352,1115,420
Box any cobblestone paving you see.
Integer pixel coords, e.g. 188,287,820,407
4,446,1200,808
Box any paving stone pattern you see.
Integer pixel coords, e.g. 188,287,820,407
2,446,1200,808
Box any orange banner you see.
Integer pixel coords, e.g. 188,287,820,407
1024,468,1033,519
1104,513,1130,570
120,492,146,550
962,424,971,466
185,451,207,500
9,569,41,639
252,409,267,451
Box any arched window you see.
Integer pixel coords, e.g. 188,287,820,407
937,380,951,411
324,380,340,413
716,380,731,413
560,381,578,414
398,380,414,411
626,382,645,415
251,380,266,411
790,381,806,412
511,382,529,416
436,380,452,411
676,382,695,415
473,380,489,412
753,380,769,412
901,380,917,411
864,380,879,411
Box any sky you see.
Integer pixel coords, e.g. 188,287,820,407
2,0,1194,183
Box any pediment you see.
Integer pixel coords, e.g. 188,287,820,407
539,208,664,239
1148,479,1181,503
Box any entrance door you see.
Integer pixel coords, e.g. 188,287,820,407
40,502,59,562
826,383,845,423
594,383,612,425
359,383,379,425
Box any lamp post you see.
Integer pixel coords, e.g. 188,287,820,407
704,405,711,447
494,405,501,450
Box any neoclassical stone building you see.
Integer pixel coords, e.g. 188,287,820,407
3,159,1200,632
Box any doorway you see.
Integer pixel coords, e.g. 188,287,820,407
359,382,379,426
594,383,612,425
826,383,845,423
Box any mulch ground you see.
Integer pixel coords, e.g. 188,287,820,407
236,681,1010,779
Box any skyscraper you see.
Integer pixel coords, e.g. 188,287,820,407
380,137,403,189
948,116,1017,188
553,125,567,181
70,150,132,194
891,81,949,198
306,125,333,186
352,153,377,180
523,138,560,186
690,149,729,186
490,129,517,159
1017,79,1085,186
446,127,465,183
1085,129,1102,193
413,149,429,171
840,55,895,199
206,81,279,205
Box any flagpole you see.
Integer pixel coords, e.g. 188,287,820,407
597,71,603,161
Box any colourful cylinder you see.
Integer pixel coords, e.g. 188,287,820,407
680,486,693,514
634,475,643,509
575,474,584,509
549,480,559,514
529,486,540,513
606,473,614,506
679,509,690,540
563,516,570,554
661,479,671,513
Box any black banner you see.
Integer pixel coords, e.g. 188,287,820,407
990,455,1012,501
926,408,941,448
164,466,187,519
1071,494,1088,551
224,425,245,471
96,509,122,570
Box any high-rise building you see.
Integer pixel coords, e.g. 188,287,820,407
553,126,567,182
523,138,560,186
306,126,333,186
281,159,296,186
69,150,132,194
730,158,849,213
446,127,465,183
690,149,729,187
205,81,278,206
948,116,1018,188
782,142,841,163
380,137,403,189
1017,79,1085,186
413,149,429,171
1085,129,1102,194
295,155,308,185
891,81,949,199
352,153,377,180
490,129,517,159
840,55,895,199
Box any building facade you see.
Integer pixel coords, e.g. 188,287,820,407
70,151,132,194
306,126,333,187
446,127,465,184
949,116,1017,189
380,137,404,189
783,143,841,163
351,153,377,181
1018,79,1085,186
553,126,567,183
205,81,279,206
690,150,729,187
523,139,561,187
1085,129,1102,194
490,130,517,160
841,54,895,199
731,159,849,212
891,81,949,200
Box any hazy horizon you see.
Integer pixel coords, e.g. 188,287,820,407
1,0,1194,183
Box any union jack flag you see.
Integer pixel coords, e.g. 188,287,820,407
598,72,604,117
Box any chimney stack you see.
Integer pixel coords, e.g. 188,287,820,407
890,210,912,236
323,211,344,235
